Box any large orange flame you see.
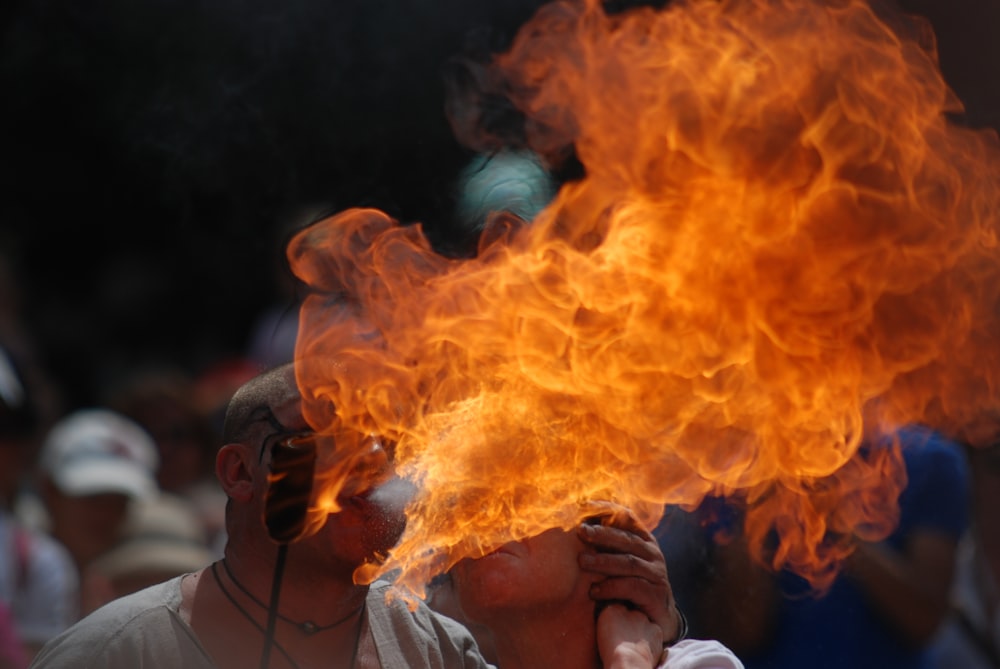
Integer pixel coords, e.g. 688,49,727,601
287,0,1000,599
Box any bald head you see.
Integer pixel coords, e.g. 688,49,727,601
222,363,300,447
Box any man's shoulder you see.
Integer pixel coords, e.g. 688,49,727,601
367,580,466,631
31,577,188,667
82,577,183,625
366,580,488,667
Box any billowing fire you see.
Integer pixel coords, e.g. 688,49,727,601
287,0,1000,599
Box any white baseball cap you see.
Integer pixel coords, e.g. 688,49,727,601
40,408,159,499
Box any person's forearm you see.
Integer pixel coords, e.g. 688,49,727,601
846,538,955,644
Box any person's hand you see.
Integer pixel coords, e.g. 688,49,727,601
577,506,685,646
597,602,663,669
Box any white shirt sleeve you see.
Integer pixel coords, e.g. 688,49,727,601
659,639,746,669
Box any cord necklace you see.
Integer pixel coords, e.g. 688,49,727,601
220,557,364,635
211,561,300,669
210,560,365,669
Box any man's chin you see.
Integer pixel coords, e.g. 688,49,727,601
362,507,407,558
313,505,406,564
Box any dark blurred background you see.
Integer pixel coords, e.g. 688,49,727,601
1,0,997,410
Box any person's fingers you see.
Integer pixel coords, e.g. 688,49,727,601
590,574,680,642
579,540,669,591
578,504,684,646
577,522,659,562
591,576,663,609
590,572,670,607
579,547,662,579
596,603,663,668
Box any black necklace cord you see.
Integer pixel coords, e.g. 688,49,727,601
210,562,300,669
261,545,289,669
220,558,362,634
261,434,318,668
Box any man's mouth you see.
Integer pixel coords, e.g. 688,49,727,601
338,475,414,513
339,488,376,511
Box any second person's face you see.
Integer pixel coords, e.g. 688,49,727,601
452,526,596,624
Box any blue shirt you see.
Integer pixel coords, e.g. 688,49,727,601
743,427,971,669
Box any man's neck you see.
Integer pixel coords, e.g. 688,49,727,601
185,556,372,669
223,547,369,625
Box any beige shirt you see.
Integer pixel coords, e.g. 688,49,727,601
30,576,487,669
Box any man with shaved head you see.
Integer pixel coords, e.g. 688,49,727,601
31,362,683,668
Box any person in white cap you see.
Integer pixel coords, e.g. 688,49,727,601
31,408,160,613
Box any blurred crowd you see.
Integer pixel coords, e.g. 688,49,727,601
0,234,295,666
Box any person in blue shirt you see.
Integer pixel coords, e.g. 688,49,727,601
668,425,971,669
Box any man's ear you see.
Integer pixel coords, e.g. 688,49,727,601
216,443,257,502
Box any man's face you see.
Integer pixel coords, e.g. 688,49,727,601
254,367,409,571
312,445,410,570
